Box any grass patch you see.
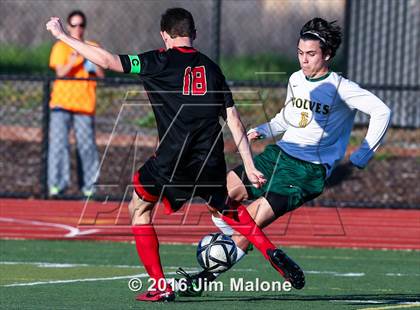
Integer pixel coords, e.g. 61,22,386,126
0,43,53,74
221,53,298,82
0,239,419,309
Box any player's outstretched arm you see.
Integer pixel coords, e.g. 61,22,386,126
248,108,289,141
226,106,266,188
46,17,123,72
340,80,392,168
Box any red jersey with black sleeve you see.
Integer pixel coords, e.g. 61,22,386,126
119,47,234,186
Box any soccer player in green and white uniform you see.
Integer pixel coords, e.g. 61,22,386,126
177,17,391,296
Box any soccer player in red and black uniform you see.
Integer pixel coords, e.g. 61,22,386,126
46,8,302,302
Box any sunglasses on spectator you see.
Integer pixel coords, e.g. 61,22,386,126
69,23,85,28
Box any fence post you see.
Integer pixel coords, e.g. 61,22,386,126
343,0,352,78
211,0,222,64
40,78,50,199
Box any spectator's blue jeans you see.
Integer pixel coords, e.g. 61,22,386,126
48,109,99,194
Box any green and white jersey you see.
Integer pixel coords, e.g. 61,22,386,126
251,70,391,176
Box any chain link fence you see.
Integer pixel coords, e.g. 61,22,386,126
1,76,418,208
347,0,420,127
0,0,419,208
0,0,345,77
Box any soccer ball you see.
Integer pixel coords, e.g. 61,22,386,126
196,233,237,273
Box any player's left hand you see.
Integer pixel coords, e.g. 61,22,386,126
246,168,266,188
46,17,66,39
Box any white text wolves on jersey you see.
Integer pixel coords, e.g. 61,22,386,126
291,97,330,115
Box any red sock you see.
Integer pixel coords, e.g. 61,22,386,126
221,205,275,260
132,225,170,291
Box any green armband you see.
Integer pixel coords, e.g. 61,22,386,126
128,55,141,74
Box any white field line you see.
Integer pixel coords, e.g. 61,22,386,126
357,303,420,310
6,260,418,278
0,261,188,269
1,262,256,287
385,273,420,277
0,261,254,273
331,300,420,310
0,217,99,238
2,262,418,288
306,270,365,277
3,272,164,287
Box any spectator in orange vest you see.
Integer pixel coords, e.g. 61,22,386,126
48,10,104,197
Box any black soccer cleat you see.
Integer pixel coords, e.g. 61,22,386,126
266,248,305,289
175,268,203,297
175,268,217,297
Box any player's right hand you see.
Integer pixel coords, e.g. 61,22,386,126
247,129,264,142
46,17,65,39
246,168,267,189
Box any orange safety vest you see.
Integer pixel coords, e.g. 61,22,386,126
49,40,99,115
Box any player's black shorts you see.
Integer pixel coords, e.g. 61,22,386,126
133,160,228,214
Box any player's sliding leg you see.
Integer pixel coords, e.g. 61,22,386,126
230,196,305,289
206,200,296,284
218,197,304,289
224,194,280,254
129,191,175,302
216,171,277,261
224,169,305,288
178,197,304,294
218,202,275,260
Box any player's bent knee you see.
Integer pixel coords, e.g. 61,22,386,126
265,192,291,218
227,170,248,201
228,187,247,202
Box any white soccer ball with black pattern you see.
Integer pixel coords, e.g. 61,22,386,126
196,233,237,273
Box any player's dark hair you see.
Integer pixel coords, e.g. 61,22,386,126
160,8,196,38
299,17,342,58
67,10,87,27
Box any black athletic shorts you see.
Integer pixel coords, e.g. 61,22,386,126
133,159,228,214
